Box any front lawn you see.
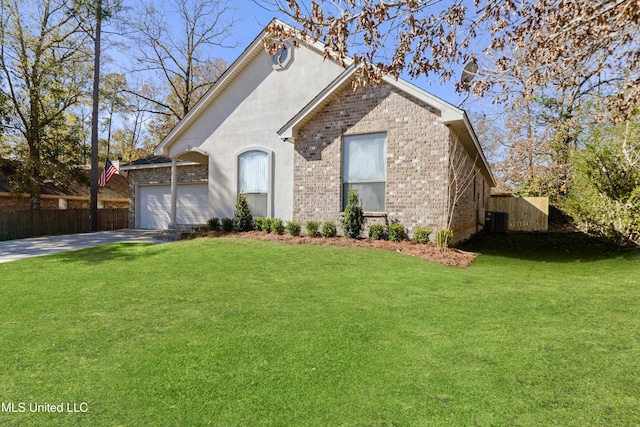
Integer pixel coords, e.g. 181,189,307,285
0,234,638,426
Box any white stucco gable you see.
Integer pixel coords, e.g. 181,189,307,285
152,19,349,221
154,19,347,159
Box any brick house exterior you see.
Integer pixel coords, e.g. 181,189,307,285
288,79,492,241
131,19,495,241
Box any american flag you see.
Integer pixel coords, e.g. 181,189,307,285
98,159,117,187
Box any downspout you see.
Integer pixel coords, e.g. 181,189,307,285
170,158,178,228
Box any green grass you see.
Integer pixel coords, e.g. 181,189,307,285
0,233,639,426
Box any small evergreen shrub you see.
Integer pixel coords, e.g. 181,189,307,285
263,218,273,233
413,226,433,244
369,224,386,240
341,188,365,239
286,221,301,236
207,217,220,231
271,218,285,235
253,217,265,232
221,217,234,232
388,223,408,242
321,221,337,238
234,194,253,232
436,229,453,252
306,221,321,237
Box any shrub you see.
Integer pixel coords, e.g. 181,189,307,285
221,217,235,232
253,217,266,232
234,194,253,232
306,221,321,237
565,117,640,246
341,188,365,239
413,226,432,244
436,229,453,252
388,223,408,242
271,218,285,235
286,221,301,236
206,217,220,231
368,224,386,240
262,218,273,233
321,221,337,238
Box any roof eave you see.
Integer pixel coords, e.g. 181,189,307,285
278,64,358,142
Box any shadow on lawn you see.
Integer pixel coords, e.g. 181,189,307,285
457,231,639,263
54,243,162,265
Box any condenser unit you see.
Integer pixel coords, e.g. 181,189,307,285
485,211,509,233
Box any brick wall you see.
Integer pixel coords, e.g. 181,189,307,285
0,195,59,210
127,164,208,226
448,134,489,241
293,83,456,237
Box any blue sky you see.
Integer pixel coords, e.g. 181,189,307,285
218,2,475,110
113,1,491,116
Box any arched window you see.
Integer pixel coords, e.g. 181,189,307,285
238,150,269,217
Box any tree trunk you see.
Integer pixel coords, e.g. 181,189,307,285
28,98,41,210
28,147,41,211
90,0,103,232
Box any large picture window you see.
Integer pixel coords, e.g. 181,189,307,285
238,150,269,217
342,133,387,212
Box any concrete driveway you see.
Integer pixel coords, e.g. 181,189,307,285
0,229,164,264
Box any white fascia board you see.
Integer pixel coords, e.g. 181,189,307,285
383,77,495,186
278,64,358,141
279,68,464,143
381,76,464,122
120,161,200,171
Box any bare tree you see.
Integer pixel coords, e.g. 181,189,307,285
0,0,91,209
260,0,640,118
126,0,237,142
109,82,158,161
441,140,480,251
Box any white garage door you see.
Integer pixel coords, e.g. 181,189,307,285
177,184,210,225
137,184,209,229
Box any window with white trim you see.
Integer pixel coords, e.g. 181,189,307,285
342,133,387,212
238,150,269,217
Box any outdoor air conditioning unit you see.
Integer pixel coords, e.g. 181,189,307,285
485,211,509,233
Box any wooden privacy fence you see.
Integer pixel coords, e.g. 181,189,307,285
487,196,549,232
0,208,129,241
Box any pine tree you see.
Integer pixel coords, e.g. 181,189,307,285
234,193,253,232
341,188,365,239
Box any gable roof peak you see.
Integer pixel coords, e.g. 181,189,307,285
155,17,348,157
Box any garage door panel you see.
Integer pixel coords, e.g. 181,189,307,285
177,185,209,225
138,186,171,229
137,184,208,229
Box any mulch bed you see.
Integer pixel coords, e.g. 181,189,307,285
187,230,477,268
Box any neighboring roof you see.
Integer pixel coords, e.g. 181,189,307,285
0,160,16,193
0,159,129,200
124,155,173,166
